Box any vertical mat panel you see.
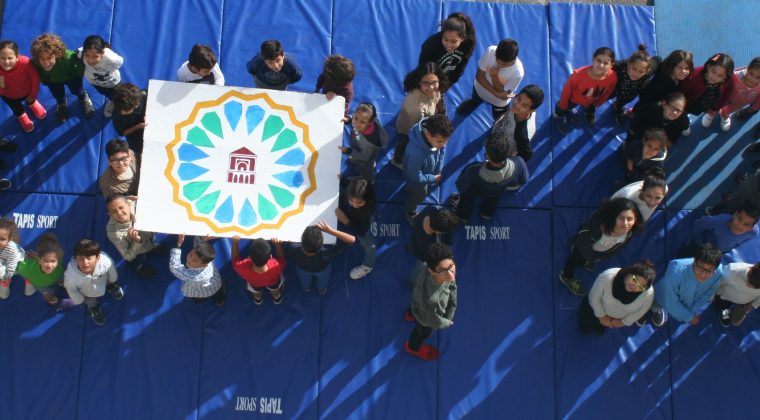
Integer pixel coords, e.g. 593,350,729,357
0,0,114,194
194,240,320,419
439,2,552,209
219,0,331,91
332,0,439,205
0,193,97,420
439,209,554,419
549,3,656,208
317,203,435,420
110,0,223,87
76,255,204,418
553,207,672,419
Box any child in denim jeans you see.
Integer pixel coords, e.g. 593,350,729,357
286,222,355,295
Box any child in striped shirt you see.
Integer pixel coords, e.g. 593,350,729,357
169,235,224,306
0,217,23,299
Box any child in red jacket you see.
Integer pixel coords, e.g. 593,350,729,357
0,40,46,132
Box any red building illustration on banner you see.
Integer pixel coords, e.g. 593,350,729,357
227,147,257,185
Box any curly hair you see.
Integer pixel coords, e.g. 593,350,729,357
31,33,67,60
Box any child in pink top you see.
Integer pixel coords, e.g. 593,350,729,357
553,47,618,133
0,40,46,132
710,57,760,132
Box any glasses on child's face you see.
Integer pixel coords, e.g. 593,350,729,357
664,102,684,115
630,274,647,292
434,263,456,275
694,263,716,276
109,155,130,165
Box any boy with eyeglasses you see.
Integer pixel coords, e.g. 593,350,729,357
99,139,139,198
650,243,723,327
403,242,457,361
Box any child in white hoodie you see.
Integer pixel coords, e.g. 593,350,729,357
62,239,123,326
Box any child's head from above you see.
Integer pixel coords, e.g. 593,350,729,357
485,136,513,164
703,53,734,85
625,44,652,81
249,239,272,267
422,114,454,148
494,38,519,67
112,83,142,115
661,49,693,82
323,55,355,85
729,204,760,235
82,35,109,67
105,139,131,174
105,194,132,224
640,169,667,209
187,44,217,76
424,242,456,283
0,217,19,250
74,239,101,275
512,84,544,116
346,177,374,209
743,57,760,88
641,127,667,159
0,40,19,71
351,102,377,133
188,242,215,269
693,243,721,282
37,232,64,274
403,61,447,96
31,33,66,71
600,197,642,235
748,263,760,289
301,226,323,255
440,13,472,53
260,40,285,72
618,260,655,292
589,47,615,77
429,209,460,234
660,91,686,121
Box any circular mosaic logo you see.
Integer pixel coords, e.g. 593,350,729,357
165,91,317,234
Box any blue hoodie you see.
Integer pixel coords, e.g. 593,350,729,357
403,118,445,186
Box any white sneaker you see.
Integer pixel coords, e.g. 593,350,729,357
24,280,35,296
350,264,373,280
720,116,731,132
682,127,691,136
0,280,10,299
104,100,115,118
701,113,714,128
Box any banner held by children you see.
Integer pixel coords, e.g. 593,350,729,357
135,80,344,242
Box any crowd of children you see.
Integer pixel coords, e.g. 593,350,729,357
0,11,759,362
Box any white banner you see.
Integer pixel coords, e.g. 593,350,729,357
135,80,344,242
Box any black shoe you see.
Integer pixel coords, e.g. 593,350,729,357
80,93,95,119
56,103,68,123
614,110,627,127
249,292,263,305
583,260,597,272
555,115,571,135
736,173,748,185
746,142,760,154
584,109,596,127
404,211,418,226
635,316,647,327
559,272,586,296
719,308,731,327
455,99,479,116
107,282,124,300
89,305,106,326
0,178,10,191
651,307,666,327
0,138,17,153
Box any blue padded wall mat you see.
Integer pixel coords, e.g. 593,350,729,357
548,3,656,208
553,207,672,419
7,1,760,419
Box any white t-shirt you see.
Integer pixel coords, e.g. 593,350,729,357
474,46,524,107
611,181,669,222
592,233,627,252
176,61,225,86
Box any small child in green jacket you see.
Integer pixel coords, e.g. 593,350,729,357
16,232,64,305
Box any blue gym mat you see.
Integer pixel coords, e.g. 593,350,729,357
2,1,760,419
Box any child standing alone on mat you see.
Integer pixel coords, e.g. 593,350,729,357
553,47,617,133
79,35,123,118
0,40,46,132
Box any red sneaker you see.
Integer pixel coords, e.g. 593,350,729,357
28,100,47,119
404,341,439,360
404,310,415,322
17,113,34,132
